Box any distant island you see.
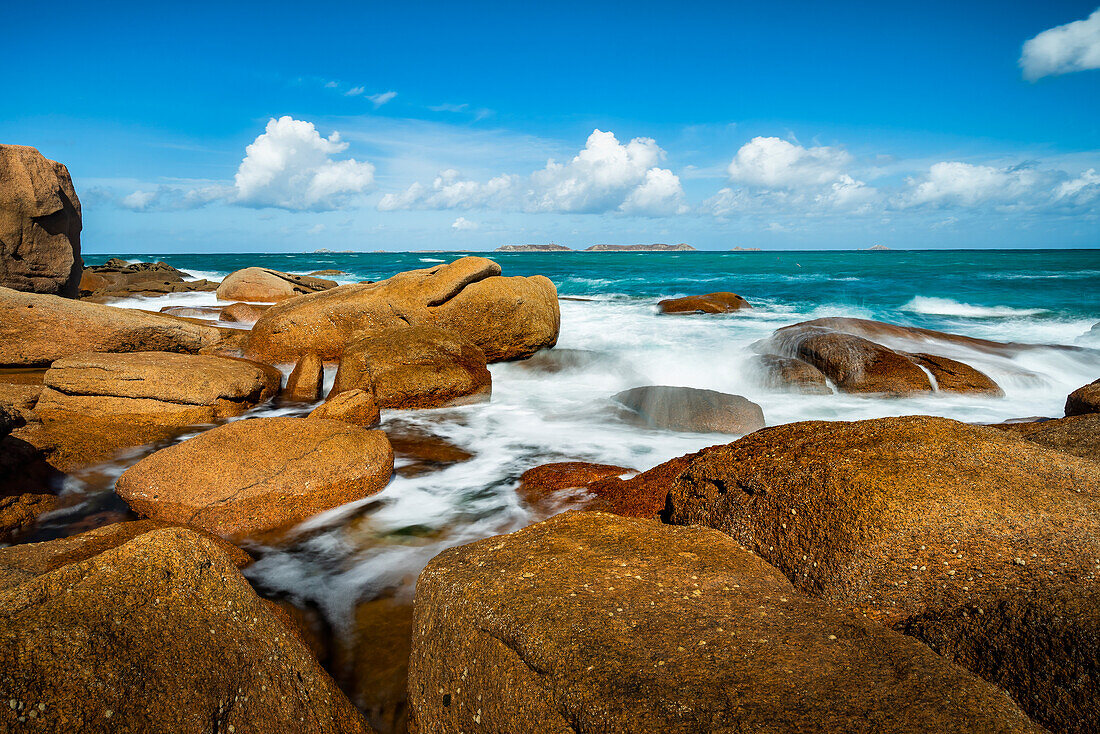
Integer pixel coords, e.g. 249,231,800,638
496,244,572,252
865,244,891,251
730,246,762,252
585,243,696,252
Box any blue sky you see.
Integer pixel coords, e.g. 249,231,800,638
3,0,1098,252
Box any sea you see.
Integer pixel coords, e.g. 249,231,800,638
71,248,1100,726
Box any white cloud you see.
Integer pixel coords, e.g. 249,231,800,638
430,103,470,112
324,80,338,89
368,91,397,107
378,129,686,217
1020,8,1100,80
902,162,1044,208
120,190,157,211
117,184,229,212
234,116,375,211
451,216,479,231
345,86,365,96
727,136,856,190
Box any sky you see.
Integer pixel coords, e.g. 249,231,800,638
2,0,1099,252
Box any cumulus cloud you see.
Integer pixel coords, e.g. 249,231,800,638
234,116,375,211
451,216,479,231
378,129,686,217
703,136,875,216
1020,8,1100,80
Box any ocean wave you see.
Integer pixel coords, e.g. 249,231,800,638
418,257,445,263
901,296,1048,318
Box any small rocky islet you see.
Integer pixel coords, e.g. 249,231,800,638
1,144,1098,733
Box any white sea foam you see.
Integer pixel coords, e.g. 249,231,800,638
418,257,445,263
901,296,1048,318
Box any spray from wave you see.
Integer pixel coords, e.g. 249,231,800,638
901,296,1048,318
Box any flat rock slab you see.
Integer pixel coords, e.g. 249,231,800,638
409,511,1039,734
115,416,394,541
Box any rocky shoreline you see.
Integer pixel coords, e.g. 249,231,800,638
1,144,1099,733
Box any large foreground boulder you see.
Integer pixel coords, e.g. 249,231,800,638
0,286,227,365
245,257,559,363
0,145,82,298
613,385,765,434
657,291,751,314
993,414,1100,462
33,352,279,468
0,527,372,732
1066,378,1100,416
332,326,491,409
408,511,1039,733
115,417,394,540
663,416,1100,733
216,267,336,302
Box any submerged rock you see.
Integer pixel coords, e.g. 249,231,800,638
332,326,491,409
657,291,751,314
245,257,559,363
1066,378,1100,416
0,286,227,366
0,527,372,733
408,511,1039,733
0,145,82,297
751,354,832,394
613,385,765,434
663,415,1100,733
115,417,394,541
216,267,337,302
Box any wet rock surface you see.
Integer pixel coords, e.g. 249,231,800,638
657,291,751,314
613,385,765,434
1066,378,1100,416
409,511,1040,733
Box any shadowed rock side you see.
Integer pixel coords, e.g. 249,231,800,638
657,292,751,314
0,527,373,733
1066,378,1100,416
0,145,82,297
663,416,1100,734
613,385,765,434
332,326,491,409
115,416,394,541
408,512,1040,734
31,351,279,469
993,414,1100,462
759,320,1005,396
285,351,324,402
216,267,337,302
751,354,832,394
0,286,228,366
245,257,559,363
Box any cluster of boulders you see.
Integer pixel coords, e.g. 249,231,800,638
79,258,219,301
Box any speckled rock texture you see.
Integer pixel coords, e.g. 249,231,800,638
245,257,559,363
0,527,373,733
285,351,324,402
332,326,491,409
115,416,393,541
663,415,1100,733
993,413,1100,462
0,145,82,298
408,511,1040,734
